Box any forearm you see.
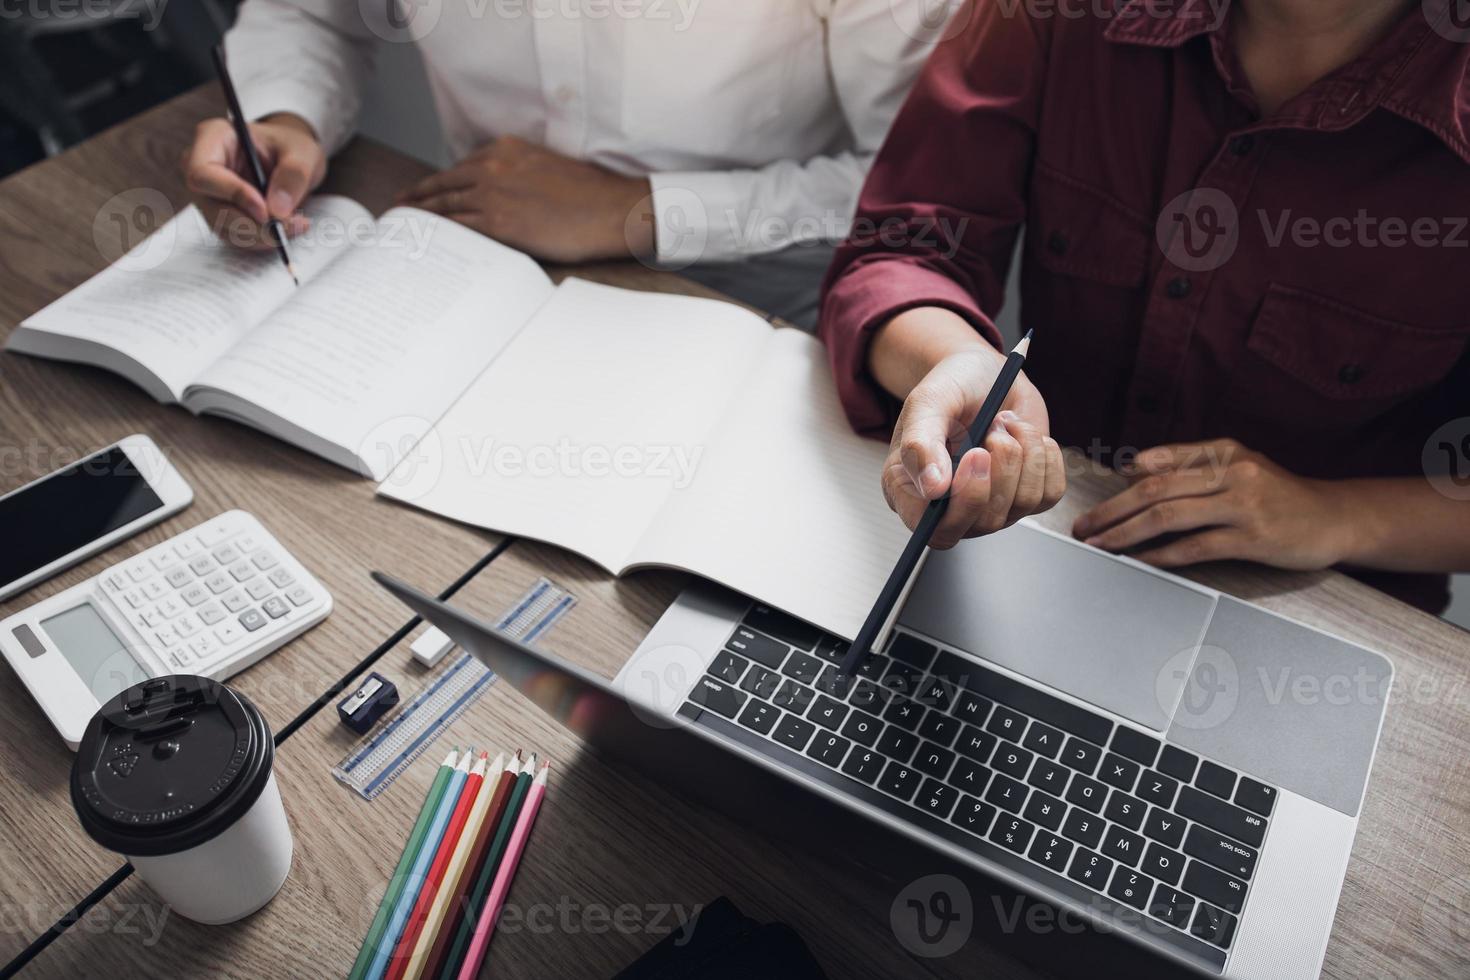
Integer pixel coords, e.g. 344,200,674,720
868,306,996,399
1332,477,1470,573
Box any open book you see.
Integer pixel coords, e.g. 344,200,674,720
377,278,909,639
9,197,554,478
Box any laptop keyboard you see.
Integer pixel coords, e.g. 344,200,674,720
680,603,1279,953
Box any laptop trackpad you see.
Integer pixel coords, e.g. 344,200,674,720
898,523,1216,733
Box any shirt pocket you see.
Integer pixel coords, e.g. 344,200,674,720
1228,282,1469,429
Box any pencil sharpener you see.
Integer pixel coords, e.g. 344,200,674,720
337,672,399,734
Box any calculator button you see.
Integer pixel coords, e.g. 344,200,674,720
165,567,192,589
175,614,200,637
105,572,129,592
216,622,244,645
157,596,184,618
286,586,313,607
230,561,257,582
142,579,166,599
198,603,226,626
126,563,150,582
137,608,162,627
246,579,272,600
154,626,180,647
205,573,232,594
180,584,209,607
189,634,219,659
238,609,267,632
122,589,145,609
189,555,217,576
268,568,295,588
174,538,201,558
235,533,261,554
197,522,235,548
252,551,279,571
221,590,249,613
150,551,178,570
212,544,241,565
170,650,191,668
262,596,290,619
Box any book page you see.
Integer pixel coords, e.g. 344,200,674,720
377,278,773,569
190,208,554,478
16,197,368,400
632,329,908,639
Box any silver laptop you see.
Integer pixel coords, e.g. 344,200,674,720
376,519,1391,978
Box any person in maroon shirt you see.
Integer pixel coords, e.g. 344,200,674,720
821,0,1470,611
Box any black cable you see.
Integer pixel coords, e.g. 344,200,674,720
0,538,516,979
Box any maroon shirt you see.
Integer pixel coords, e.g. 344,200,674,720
821,0,1470,611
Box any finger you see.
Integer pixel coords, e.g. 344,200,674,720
1083,494,1238,553
1072,468,1230,539
411,191,474,216
1039,437,1066,512
894,398,960,501
969,419,1022,534
883,457,933,530
1000,409,1047,519
200,203,310,250
397,169,476,204
931,448,991,549
1133,528,1253,568
184,156,268,225
1122,438,1244,479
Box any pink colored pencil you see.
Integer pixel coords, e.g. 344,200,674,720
455,761,549,980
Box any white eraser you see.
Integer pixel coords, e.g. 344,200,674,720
410,626,454,667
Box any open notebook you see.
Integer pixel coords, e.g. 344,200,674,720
8,197,553,478
377,278,909,640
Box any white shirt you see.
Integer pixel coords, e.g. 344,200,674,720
225,0,946,264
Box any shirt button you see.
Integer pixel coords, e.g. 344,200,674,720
1166,277,1192,299
1135,393,1160,414
1046,231,1069,255
1229,134,1256,156
1338,363,1365,384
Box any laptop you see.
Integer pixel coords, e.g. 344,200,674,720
374,519,1391,978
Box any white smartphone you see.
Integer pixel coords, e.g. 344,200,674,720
0,435,193,602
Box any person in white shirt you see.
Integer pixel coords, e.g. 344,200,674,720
182,0,954,326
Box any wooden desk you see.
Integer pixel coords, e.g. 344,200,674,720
1,89,1466,980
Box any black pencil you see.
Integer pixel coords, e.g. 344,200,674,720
209,42,300,286
839,330,1034,680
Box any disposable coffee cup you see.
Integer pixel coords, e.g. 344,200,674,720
70,674,293,924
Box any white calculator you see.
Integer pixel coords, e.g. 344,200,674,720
0,510,332,749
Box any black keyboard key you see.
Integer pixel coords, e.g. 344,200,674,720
815,665,851,697
807,694,849,731
914,742,956,780
1101,825,1145,866
985,705,1028,742
1110,727,1161,767
888,632,937,669
917,711,960,745
881,661,925,697
1195,760,1237,799
1136,770,1179,809
949,758,991,795
1021,721,1064,759
1064,773,1108,813
1067,848,1113,890
916,779,959,819
1184,824,1259,880
1022,791,1065,830
1158,744,1198,782
1234,777,1277,817
854,653,889,680
878,760,923,801
782,651,825,685
725,626,788,668
882,696,925,731
690,677,746,719
1183,861,1248,914
847,679,886,712
1189,902,1238,948
1027,758,1070,796
1061,808,1104,849
989,815,1035,854
1107,868,1154,910
807,730,851,768
1149,884,1195,929
739,665,781,700
993,742,1034,779
772,714,815,752
736,699,779,735
709,651,750,684
931,651,1114,745
1143,808,1186,848
742,605,821,651
984,773,1029,813
914,675,958,712
772,679,816,713
1103,791,1146,831
1060,737,1103,775
876,727,919,763
1028,832,1074,874
1176,786,1266,847
956,725,997,764
953,693,993,726
1098,753,1140,792
952,795,996,837
839,709,882,746
841,748,885,784
812,635,846,664
1142,843,1185,886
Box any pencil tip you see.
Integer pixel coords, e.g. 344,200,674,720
1014,330,1033,357
287,262,300,286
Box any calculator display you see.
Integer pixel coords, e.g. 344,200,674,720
41,603,148,704
0,447,164,587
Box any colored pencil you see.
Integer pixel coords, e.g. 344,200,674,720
455,761,549,980
386,752,488,980
348,750,458,980
365,751,471,980
436,757,535,980
420,753,520,980
400,752,504,980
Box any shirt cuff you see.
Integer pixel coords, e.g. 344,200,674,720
647,170,749,266
233,79,355,156
820,258,1002,438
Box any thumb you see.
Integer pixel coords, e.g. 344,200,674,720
263,139,320,220
895,380,964,500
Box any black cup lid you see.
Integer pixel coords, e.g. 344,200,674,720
71,675,274,856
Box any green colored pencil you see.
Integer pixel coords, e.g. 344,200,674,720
349,749,460,980
435,756,535,980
